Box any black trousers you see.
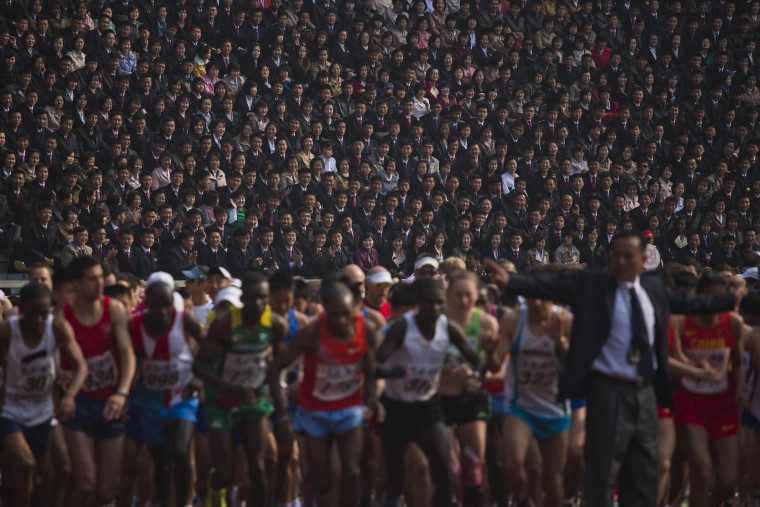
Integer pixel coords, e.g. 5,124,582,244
584,374,658,507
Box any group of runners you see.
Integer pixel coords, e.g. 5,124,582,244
1,254,760,507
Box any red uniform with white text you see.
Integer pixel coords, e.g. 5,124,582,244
674,312,739,440
62,296,122,400
298,313,367,411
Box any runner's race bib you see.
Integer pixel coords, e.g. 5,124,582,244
142,359,185,391
222,352,267,389
683,348,730,394
84,351,118,392
401,366,440,399
312,362,362,401
20,357,55,395
516,356,558,388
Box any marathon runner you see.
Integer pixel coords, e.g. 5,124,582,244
377,278,485,507
0,283,87,507
273,276,380,507
61,255,136,507
130,281,204,507
193,272,288,507
487,288,572,507
671,273,745,507
441,270,500,507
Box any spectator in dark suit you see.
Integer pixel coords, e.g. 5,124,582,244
20,202,64,267
629,192,655,232
353,193,377,232
105,205,127,246
339,213,362,253
303,228,334,278
88,224,118,263
134,227,160,280
328,228,353,270
677,232,709,267
3,169,31,225
228,226,258,278
197,226,229,270
113,229,139,276
159,229,198,279
503,229,530,271
273,227,305,275
709,235,743,271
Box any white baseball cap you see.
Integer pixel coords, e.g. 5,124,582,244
215,286,242,307
146,272,175,290
414,256,440,271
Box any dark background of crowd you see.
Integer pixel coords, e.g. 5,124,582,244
0,0,758,281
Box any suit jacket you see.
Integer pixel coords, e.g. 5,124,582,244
3,187,30,225
503,247,530,271
134,246,160,280
159,246,196,279
505,270,736,406
341,225,363,252
89,241,116,262
629,207,654,232
329,244,353,270
197,244,229,270
677,245,709,267
353,209,375,233
114,248,140,275
105,222,123,246
304,244,334,278
60,244,93,268
273,246,305,275
228,245,257,278
21,221,64,262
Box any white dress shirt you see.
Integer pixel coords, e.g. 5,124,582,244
592,278,656,380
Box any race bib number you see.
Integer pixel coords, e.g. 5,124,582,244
20,358,55,395
516,356,558,387
401,366,439,399
142,359,184,391
312,362,362,401
683,348,730,394
222,352,267,389
84,351,118,392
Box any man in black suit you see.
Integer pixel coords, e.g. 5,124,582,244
229,226,265,278
196,226,229,270
353,194,377,233
134,227,160,280
339,213,362,253
628,192,655,232
159,230,198,279
89,224,118,263
3,169,31,225
20,202,64,267
503,229,530,271
113,229,139,276
483,231,736,507
273,228,305,275
303,228,334,279
677,232,709,267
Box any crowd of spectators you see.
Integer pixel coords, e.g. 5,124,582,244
0,0,759,280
